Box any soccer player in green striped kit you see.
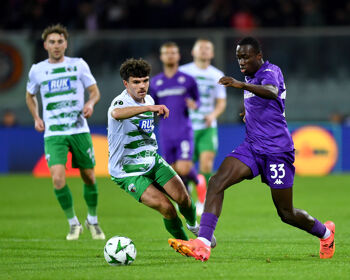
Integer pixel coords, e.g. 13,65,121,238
107,58,215,246
26,24,105,240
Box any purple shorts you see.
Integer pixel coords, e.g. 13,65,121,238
159,136,194,165
227,141,295,189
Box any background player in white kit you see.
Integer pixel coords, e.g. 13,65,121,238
26,24,105,240
180,39,227,214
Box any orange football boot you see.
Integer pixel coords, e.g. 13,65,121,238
168,238,211,262
320,221,335,259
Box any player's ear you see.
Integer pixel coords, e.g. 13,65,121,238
122,80,128,88
43,41,48,51
257,52,262,60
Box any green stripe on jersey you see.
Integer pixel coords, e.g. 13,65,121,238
49,122,78,131
49,110,81,119
122,163,151,173
41,76,77,85
44,89,77,98
46,100,78,111
127,130,152,137
124,139,156,149
125,150,156,159
51,67,67,74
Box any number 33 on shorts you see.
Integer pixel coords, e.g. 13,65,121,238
270,163,285,185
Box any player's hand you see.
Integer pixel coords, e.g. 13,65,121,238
83,103,94,118
205,113,216,127
149,105,169,119
218,76,244,89
185,98,197,110
34,118,45,132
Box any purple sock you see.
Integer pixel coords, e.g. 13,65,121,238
198,212,218,242
309,218,326,238
187,167,199,184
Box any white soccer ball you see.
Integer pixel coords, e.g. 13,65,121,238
104,236,137,266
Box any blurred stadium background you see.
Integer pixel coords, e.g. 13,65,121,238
1,0,350,175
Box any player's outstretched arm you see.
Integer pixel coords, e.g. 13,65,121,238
111,105,169,120
218,76,278,99
84,84,101,118
26,91,45,132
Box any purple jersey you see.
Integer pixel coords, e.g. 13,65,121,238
244,61,294,153
149,71,199,139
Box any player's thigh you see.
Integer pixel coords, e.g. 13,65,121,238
44,135,69,167
210,157,253,192
141,184,174,212
69,133,96,169
162,175,190,205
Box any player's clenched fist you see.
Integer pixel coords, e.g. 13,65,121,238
218,76,244,89
148,105,170,119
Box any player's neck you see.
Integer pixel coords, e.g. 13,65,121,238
163,65,178,78
48,55,65,64
194,59,210,69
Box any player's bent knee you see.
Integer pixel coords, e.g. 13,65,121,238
278,209,295,225
52,177,66,189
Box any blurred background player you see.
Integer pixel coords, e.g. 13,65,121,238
149,42,206,211
25,24,105,240
180,38,227,215
169,36,335,261
108,58,217,245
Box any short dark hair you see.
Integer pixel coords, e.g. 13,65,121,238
42,23,69,41
160,41,179,52
119,58,151,81
237,37,261,54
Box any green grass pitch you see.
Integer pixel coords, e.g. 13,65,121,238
0,174,349,279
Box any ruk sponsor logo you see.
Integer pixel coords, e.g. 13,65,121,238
139,119,154,133
48,78,71,92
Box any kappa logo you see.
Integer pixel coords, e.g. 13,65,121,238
128,183,136,193
274,179,284,185
139,119,154,133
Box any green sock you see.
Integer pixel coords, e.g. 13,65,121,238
163,216,189,240
54,185,75,219
84,183,98,216
179,197,197,227
202,172,212,186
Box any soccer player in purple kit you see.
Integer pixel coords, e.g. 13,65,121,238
150,42,208,214
168,37,335,261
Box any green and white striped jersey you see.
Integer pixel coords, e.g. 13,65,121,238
179,62,226,130
107,90,158,178
26,56,96,137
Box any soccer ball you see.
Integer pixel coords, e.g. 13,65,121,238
104,236,137,266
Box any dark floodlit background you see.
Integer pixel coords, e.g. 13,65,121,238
1,0,350,174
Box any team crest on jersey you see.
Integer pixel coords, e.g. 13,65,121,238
114,100,123,106
178,76,186,84
48,78,71,92
139,119,154,133
128,183,136,192
156,79,163,86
